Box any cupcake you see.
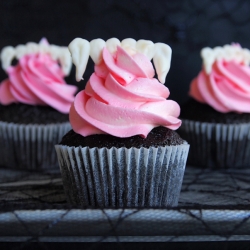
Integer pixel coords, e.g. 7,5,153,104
179,44,250,168
0,38,78,171
55,38,189,208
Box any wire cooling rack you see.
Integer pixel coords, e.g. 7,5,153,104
0,166,249,243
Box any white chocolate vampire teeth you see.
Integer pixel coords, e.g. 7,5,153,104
153,43,172,84
0,39,72,76
201,44,250,74
68,37,172,84
68,38,90,82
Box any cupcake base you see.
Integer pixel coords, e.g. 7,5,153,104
178,119,250,168
55,143,189,208
0,121,71,171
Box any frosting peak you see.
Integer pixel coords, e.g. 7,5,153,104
0,50,77,113
70,46,181,138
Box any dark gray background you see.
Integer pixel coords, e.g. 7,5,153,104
1,0,250,104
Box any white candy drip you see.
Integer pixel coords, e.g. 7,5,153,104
201,44,250,74
0,40,72,76
68,37,172,84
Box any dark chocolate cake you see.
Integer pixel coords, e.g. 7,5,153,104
60,126,185,148
180,99,250,124
0,103,69,124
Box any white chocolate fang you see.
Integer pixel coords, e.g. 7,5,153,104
233,46,244,63
39,42,50,54
242,48,250,65
121,38,136,55
106,38,121,54
224,45,240,62
0,46,15,70
58,47,72,76
90,38,105,65
153,43,172,84
201,47,215,74
26,42,39,55
213,46,224,60
136,40,155,60
68,38,90,82
15,44,26,59
49,45,61,60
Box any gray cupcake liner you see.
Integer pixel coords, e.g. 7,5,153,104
178,119,250,168
55,143,189,208
0,121,71,171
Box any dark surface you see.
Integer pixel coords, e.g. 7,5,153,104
0,103,69,124
180,98,250,124
60,126,185,148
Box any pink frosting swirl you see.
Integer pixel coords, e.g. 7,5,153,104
70,46,181,138
0,53,77,113
190,59,250,113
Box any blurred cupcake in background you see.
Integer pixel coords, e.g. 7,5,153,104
179,43,250,168
55,38,189,208
0,38,78,171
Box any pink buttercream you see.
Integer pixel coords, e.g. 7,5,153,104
0,53,77,113
70,46,181,138
190,59,250,113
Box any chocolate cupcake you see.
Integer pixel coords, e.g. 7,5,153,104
55,38,189,208
178,44,250,168
0,39,77,171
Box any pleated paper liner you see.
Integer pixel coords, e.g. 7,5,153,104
178,119,250,168
0,121,71,171
55,143,189,208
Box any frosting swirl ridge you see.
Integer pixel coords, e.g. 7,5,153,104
0,53,77,113
70,46,181,138
190,59,250,113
